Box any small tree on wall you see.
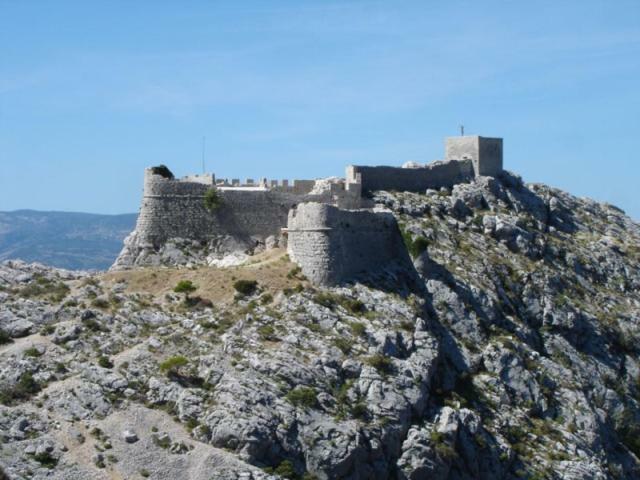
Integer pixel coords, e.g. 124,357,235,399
203,188,223,212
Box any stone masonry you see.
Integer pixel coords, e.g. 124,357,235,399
113,135,504,284
286,203,414,286
445,135,503,177
350,135,503,193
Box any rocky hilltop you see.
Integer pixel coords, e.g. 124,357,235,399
1,172,639,480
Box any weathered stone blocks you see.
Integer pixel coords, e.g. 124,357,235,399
445,135,503,177
112,134,505,274
286,203,414,286
348,159,474,193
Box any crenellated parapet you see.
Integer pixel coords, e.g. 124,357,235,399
112,166,364,269
112,134,504,275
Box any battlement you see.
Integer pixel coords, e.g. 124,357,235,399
146,169,361,199
113,134,505,277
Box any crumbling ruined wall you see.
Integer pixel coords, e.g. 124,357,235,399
348,159,474,193
286,203,414,286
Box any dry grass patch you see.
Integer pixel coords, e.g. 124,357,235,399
101,249,304,304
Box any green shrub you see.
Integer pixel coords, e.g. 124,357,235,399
333,337,352,354
98,356,114,369
343,298,366,314
233,279,258,296
615,408,640,458
258,324,279,342
91,298,110,309
274,460,297,479
399,320,414,332
33,451,58,468
430,431,457,460
0,329,12,345
286,386,318,409
23,347,42,358
411,237,429,257
83,318,105,332
0,372,41,405
351,402,368,420
365,354,393,375
401,230,429,258
185,418,199,431
18,372,40,394
313,292,366,315
203,188,223,211
18,277,70,302
150,164,174,179
333,380,369,421
349,321,366,337
174,280,197,300
287,266,302,279
159,355,189,374
283,283,304,296
40,324,56,335
152,433,171,449
313,292,336,308
55,362,68,374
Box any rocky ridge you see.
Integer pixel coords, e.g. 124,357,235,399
1,172,639,479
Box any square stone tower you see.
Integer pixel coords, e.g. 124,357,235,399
445,136,503,177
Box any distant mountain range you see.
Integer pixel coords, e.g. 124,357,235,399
0,210,137,270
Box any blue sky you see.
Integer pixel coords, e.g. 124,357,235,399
1,1,639,218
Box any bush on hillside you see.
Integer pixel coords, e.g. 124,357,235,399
159,355,188,375
233,279,258,296
174,280,198,300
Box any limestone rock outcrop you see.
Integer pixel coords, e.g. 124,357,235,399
2,173,639,479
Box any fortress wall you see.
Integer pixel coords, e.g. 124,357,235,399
477,137,503,176
271,179,316,195
349,159,474,193
286,204,334,285
135,169,300,247
287,203,413,286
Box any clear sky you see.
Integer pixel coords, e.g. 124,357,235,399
1,1,639,218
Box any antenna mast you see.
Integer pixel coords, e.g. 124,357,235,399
201,136,206,173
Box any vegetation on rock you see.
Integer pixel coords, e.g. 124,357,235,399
174,280,198,301
203,187,223,212
1,173,640,479
233,279,258,296
150,164,174,179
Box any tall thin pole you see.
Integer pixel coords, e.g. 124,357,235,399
459,125,464,136
201,136,206,173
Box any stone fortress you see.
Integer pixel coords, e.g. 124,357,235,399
113,136,503,285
